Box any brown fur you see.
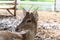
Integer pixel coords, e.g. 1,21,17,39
0,30,31,40
0,31,22,40
15,9,38,40
16,9,38,34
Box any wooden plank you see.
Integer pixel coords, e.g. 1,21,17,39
0,1,15,5
14,0,17,16
7,9,14,16
0,1,14,4
0,5,14,9
0,0,18,16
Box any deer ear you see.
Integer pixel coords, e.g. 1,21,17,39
23,8,26,16
33,11,38,21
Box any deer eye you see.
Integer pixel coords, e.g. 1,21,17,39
27,20,31,22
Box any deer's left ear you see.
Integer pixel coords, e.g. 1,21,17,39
33,11,38,21
23,8,27,16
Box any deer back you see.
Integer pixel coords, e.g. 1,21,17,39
0,31,22,40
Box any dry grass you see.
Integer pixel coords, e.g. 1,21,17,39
37,28,60,38
0,10,60,24
38,11,60,24
36,11,60,39
0,9,24,19
0,10,60,39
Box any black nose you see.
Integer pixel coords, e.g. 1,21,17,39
15,28,19,31
4,28,8,30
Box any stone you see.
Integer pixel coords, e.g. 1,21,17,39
0,17,22,32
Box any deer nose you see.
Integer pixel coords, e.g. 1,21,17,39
15,28,19,31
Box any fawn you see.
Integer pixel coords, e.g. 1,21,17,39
15,8,38,40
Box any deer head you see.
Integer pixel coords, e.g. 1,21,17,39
15,8,38,40
15,8,38,35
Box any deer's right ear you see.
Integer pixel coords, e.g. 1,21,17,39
23,8,26,16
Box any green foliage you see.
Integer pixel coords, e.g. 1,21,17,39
21,0,54,2
0,0,13,1
0,0,54,2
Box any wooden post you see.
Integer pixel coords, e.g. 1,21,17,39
14,0,17,16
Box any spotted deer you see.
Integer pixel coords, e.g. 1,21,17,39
15,8,38,40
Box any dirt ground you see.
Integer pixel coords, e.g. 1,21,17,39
0,9,24,19
0,9,60,24
1,10,60,39
38,11,60,24
36,28,60,40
